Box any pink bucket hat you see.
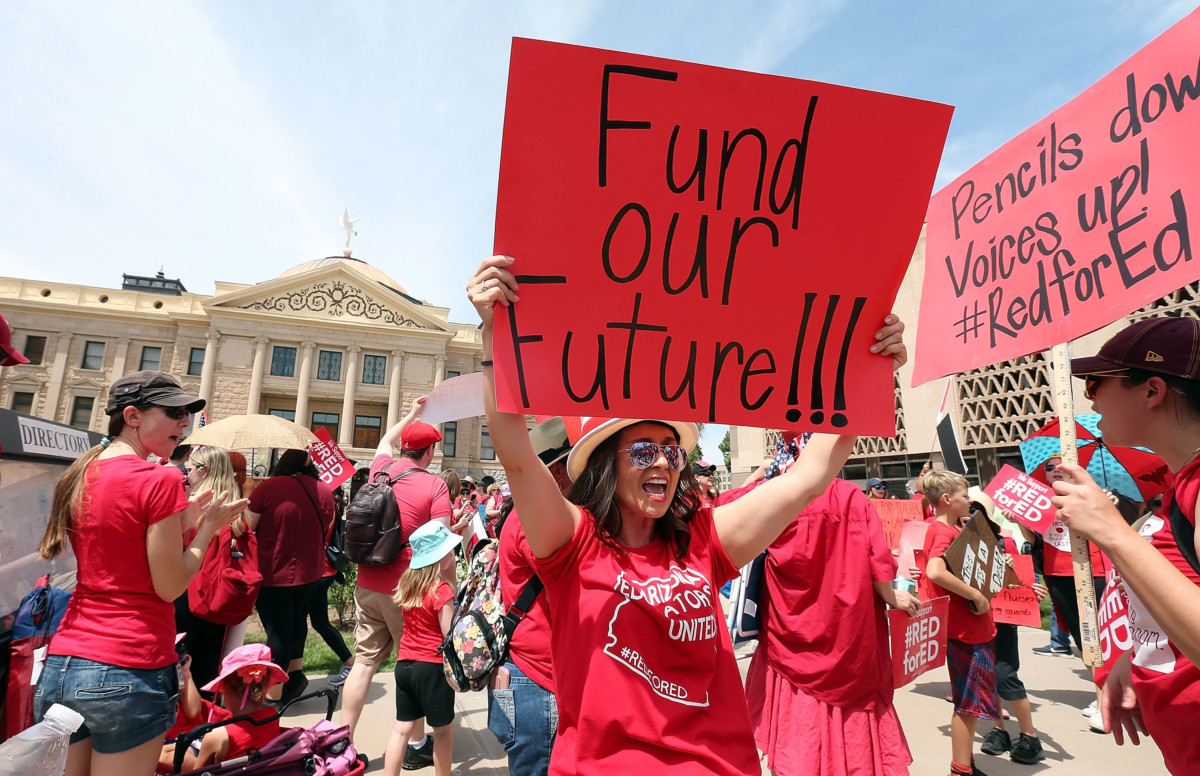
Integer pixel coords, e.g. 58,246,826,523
201,643,288,694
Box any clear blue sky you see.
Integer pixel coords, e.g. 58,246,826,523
1,0,1192,460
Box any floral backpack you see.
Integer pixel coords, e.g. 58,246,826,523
439,538,542,692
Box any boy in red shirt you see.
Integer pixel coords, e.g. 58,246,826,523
921,471,998,776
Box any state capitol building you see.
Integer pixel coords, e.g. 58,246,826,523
2,230,1196,489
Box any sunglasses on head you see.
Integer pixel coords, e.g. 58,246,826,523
618,442,688,471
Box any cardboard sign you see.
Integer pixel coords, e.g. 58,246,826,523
1095,566,1131,687
983,464,1057,533
992,548,1041,627
943,516,1022,600
494,38,953,433
889,596,950,687
874,499,924,552
898,521,930,581
308,428,354,490
914,9,1200,384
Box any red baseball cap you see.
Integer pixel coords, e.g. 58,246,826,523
1072,317,1200,382
401,421,442,451
0,313,29,367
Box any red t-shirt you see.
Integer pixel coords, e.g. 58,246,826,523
759,480,898,709
50,455,189,668
225,707,282,758
1125,457,1200,774
397,581,454,663
357,456,452,594
164,699,232,742
248,475,334,587
1041,525,1105,576
534,506,756,776
921,519,996,644
500,512,554,693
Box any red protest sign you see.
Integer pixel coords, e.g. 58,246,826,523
992,585,1043,628
1096,566,1132,687
898,521,930,581
494,39,952,433
309,428,354,490
913,9,1200,385
889,596,950,688
983,464,1057,533
873,499,924,552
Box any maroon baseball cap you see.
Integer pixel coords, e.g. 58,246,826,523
401,421,442,451
1072,317,1200,382
0,313,29,367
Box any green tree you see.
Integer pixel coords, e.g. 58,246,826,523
688,422,706,465
718,430,731,471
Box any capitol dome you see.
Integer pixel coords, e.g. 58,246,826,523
277,256,406,295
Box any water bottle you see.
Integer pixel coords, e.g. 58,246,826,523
0,703,85,776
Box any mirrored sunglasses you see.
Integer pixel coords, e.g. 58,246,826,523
618,442,688,471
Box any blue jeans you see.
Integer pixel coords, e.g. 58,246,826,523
1049,605,1072,649
488,661,557,776
34,654,178,753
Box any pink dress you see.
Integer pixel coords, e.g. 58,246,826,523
739,478,912,776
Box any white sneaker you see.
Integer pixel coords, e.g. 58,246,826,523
1082,700,1097,717
328,664,352,687
1089,708,1106,733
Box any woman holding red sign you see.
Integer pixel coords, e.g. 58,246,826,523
466,255,907,775
1051,317,1200,775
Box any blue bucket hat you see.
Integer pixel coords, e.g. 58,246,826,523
409,522,459,569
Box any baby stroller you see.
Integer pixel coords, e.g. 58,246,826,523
169,688,365,775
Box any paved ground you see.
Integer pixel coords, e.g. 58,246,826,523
288,629,1173,775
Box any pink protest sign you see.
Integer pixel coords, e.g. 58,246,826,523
494,38,952,433
914,9,1200,384
897,521,930,581
889,596,950,688
1095,566,1132,687
984,464,1057,533
874,499,924,552
309,428,354,490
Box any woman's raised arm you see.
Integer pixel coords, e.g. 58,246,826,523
468,256,580,559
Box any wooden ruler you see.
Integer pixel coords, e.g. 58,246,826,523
1050,342,1102,667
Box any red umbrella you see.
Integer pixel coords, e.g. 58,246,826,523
1020,416,1171,502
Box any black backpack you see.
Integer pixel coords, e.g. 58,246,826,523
343,469,417,566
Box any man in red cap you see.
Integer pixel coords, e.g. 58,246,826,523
0,313,30,367
339,398,452,769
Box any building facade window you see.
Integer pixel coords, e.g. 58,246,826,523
312,412,339,440
139,346,162,371
446,370,460,380
270,346,297,377
354,415,382,448
362,354,387,385
187,347,205,376
268,408,296,421
81,341,105,370
70,396,94,429
442,421,457,458
317,350,342,381
480,424,495,460
23,336,46,365
11,391,34,415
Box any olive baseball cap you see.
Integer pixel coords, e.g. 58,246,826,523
1072,317,1200,381
106,371,205,416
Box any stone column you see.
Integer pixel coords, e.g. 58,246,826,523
294,341,317,428
339,346,361,447
433,354,446,386
43,333,75,423
386,349,404,428
110,337,131,381
198,328,220,403
246,336,270,414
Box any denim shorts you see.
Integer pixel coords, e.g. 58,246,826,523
34,654,179,753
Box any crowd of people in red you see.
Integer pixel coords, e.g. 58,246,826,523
13,271,1200,776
